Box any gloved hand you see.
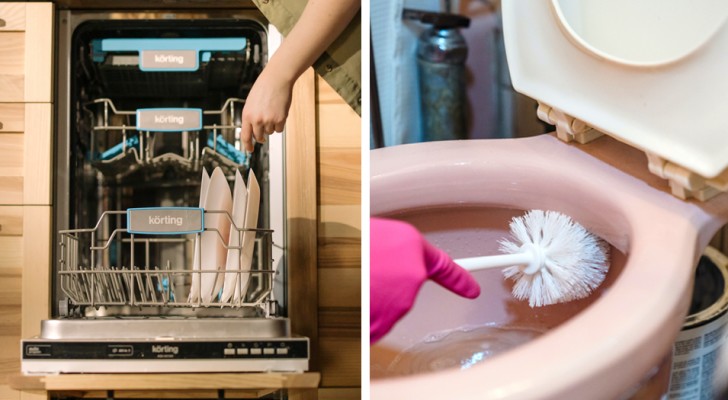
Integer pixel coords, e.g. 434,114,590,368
370,217,481,343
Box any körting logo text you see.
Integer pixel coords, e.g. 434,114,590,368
154,115,185,125
149,215,183,226
151,345,179,355
154,54,185,65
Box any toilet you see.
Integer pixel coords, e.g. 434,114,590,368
370,1,728,399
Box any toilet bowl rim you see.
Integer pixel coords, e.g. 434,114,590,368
370,136,700,398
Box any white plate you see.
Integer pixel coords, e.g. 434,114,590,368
220,169,249,303
188,167,210,303
239,169,260,302
200,167,232,303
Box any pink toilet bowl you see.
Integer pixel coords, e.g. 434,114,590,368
370,134,728,399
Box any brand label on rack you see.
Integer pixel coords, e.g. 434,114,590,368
127,207,204,234
136,108,202,132
140,50,198,71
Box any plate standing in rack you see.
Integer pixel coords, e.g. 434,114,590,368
189,167,210,303
221,169,249,303
200,167,233,304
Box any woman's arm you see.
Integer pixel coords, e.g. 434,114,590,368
241,0,360,152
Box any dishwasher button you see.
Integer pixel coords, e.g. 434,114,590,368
263,348,275,355
250,348,262,355
223,348,235,356
276,348,289,355
237,348,249,355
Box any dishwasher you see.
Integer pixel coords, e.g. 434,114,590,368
21,8,308,374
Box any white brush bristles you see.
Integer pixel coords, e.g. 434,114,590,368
500,210,609,307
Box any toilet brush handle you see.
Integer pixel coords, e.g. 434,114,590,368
455,252,534,272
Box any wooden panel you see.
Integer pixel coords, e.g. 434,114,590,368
0,134,23,177
23,104,52,205
318,269,360,308
315,60,361,395
319,148,360,206
317,77,360,149
23,3,53,103
21,206,51,338
0,236,22,269
0,4,26,31
0,31,24,103
0,104,52,205
286,68,319,380
318,237,360,269
0,206,22,236
0,336,21,388
318,338,360,387
0,104,25,132
319,205,361,237
0,276,21,305
0,306,21,336
318,388,360,400
0,385,20,400
0,177,22,205
319,309,360,338
0,305,21,400
0,3,53,103
0,131,24,206
11,373,321,391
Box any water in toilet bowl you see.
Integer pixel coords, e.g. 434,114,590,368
371,205,628,378
372,324,545,378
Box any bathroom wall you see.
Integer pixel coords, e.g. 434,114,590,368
371,0,438,146
372,0,549,146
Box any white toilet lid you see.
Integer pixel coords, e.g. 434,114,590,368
502,0,728,180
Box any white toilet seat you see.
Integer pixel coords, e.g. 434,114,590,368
370,135,728,399
503,0,728,198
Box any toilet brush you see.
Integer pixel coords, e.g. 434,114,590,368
455,210,609,308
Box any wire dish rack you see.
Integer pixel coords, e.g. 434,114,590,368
84,98,249,179
57,207,276,318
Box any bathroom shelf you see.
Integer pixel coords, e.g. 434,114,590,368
10,372,320,395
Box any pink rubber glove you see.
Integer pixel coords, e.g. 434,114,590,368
370,217,481,343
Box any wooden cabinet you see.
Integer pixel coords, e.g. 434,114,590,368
0,3,53,103
0,2,54,206
0,4,54,400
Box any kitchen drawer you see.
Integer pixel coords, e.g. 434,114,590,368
0,103,52,205
0,3,53,103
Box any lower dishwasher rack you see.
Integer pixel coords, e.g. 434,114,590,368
57,208,278,317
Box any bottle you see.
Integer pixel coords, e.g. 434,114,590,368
404,8,470,142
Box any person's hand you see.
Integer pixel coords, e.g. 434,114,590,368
238,0,360,153
370,217,481,343
240,66,295,152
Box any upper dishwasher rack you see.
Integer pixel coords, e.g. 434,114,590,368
85,98,248,179
89,37,260,98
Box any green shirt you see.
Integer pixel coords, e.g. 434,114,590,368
252,0,361,115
